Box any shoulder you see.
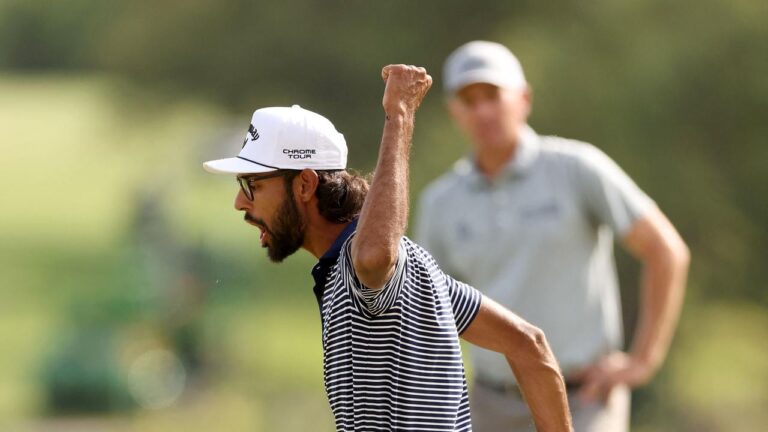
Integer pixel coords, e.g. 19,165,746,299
401,236,440,268
344,234,429,267
400,236,449,287
538,135,599,162
536,135,617,173
400,236,426,260
419,158,472,208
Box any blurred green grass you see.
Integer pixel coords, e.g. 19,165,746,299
1,73,766,431
0,73,334,430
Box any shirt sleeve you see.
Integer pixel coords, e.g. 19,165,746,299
339,235,407,316
575,144,656,236
444,272,482,335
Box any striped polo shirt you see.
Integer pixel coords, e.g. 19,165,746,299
311,219,483,431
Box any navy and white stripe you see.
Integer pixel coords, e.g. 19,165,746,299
314,226,482,431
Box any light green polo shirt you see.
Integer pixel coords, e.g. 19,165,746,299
416,126,655,384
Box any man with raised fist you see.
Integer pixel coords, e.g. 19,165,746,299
205,65,572,431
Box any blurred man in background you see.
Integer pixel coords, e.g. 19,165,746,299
204,65,572,431
417,41,690,431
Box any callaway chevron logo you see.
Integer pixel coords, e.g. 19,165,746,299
242,124,260,148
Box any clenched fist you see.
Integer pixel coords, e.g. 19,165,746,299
381,64,433,116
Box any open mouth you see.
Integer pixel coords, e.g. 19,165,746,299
259,227,267,246
244,215,269,247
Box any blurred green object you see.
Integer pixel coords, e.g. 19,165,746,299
40,326,133,414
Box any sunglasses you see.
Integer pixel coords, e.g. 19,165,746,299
237,171,291,201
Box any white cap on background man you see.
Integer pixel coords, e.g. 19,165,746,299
443,41,527,96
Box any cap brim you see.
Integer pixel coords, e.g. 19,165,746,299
202,157,278,174
446,70,525,96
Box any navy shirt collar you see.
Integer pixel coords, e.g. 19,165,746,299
311,218,358,312
319,218,358,263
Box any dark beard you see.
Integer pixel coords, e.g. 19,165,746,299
264,188,305,262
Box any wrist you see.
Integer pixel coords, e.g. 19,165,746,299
384,106,415,122
628,350,659,378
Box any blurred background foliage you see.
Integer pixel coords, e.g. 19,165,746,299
0,0,766,430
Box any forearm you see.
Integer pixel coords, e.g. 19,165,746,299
630,245,689,372
462,297,572,431
354,113,413,272
507,335,572,431
351,65,431,289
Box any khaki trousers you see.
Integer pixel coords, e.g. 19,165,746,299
470,380,630,432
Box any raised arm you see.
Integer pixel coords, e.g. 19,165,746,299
462,296,573,432
351,65,432,289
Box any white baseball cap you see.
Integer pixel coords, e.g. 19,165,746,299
443,41,527,96
203,105,347,174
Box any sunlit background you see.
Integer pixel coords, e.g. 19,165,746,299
1,1,766,431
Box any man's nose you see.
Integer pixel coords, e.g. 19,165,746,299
234,188,250,211
472,99,496,120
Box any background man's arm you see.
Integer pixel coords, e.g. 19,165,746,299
462,296,573,432
576,207,690,402
351,65,432,289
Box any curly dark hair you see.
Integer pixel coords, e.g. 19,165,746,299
282,169,369,223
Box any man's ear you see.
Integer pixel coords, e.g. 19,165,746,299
295,169,319,202
521,85,533,118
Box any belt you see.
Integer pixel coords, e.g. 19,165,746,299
474,376,582,397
